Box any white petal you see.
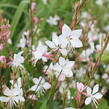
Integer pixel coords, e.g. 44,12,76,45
3,87,11,96
71,29,82,38
62,24,71,37
92,84,99,94
14,96,25,102
59,57,66,66
43,82,51,90
70,39,83,48
86,87,92,95
45,41,55,48
52,33,59,46
59,49,68,56
15,77,22,88
0,97,9,102
29,85,37,91
53,64,62,72
59,35,68,48
66,61,74,68
13,88,21,96
33,51,42,59
32,78,39,84
93,93,103,99
85,97,92,105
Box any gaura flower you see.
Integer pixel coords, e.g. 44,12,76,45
29,76,51,94
45,32,68,56
11,51,24,69
32,41,50,63
85,84,103,108
53,57,74,81
47,15,60,26
0,78,25,108
59,24,83,49
77,82,86,93
76,82,86,102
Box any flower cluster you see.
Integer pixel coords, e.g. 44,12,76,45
0,1,109,108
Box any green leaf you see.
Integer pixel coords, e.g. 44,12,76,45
10,0,29,40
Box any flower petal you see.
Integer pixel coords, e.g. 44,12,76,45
59,57,66,66
93,93,103,100
70,39,83,48
86,87,92,95
43,82,51,90
71,29,82,38
45,41,55,48
85,97,92,105
0,97,9,102
62,24,71,37
52,33,59,46
92,84,99,94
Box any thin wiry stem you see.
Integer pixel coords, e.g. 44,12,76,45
70,0,88,30
92,35,109,75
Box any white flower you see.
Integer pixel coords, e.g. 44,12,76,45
11,51,24,68
32,41,48,63
85,84,103,108
53,57,74,81
0,78,25,108
46,32,68,56
47,15,60,26
29,76,51,94
59,24,83,48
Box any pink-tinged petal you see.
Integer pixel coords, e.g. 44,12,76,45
93,93,103,99
77,82,85,92
92,84,99,94
62,24,71,37
45,41,55,48
85,97,92,105
58,74,65,81
0,97,10,102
